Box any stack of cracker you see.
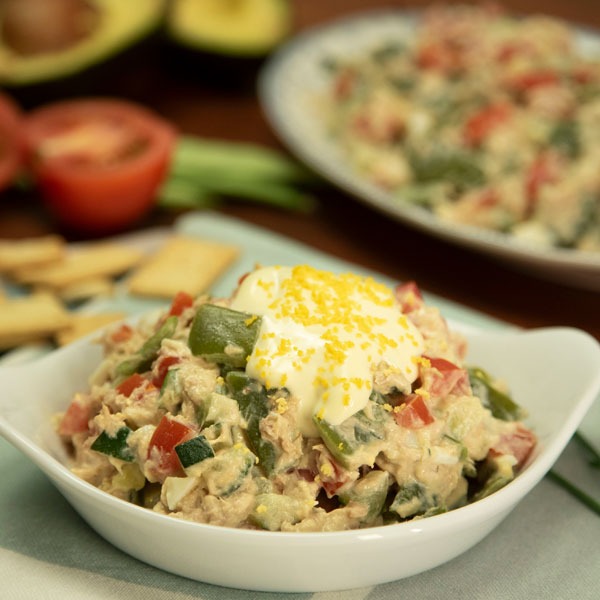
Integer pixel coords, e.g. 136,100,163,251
0,233,239,351
0,236,140,350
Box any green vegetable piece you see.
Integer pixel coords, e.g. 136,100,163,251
175,435,214,469
313,402,388,468
250,493,309,531
338,470,390,524
91,426,134,462
159,136,317,213
188,304,261,367
116,316,178,377
204,445,256,497
314,417,355,463
468,367,525,422
472,452,516,501
409,150,485,189
390,481,428,518
172,136,315,185
549,120,580,158
371,42,406,63
472,473,513,502
225,371,277,475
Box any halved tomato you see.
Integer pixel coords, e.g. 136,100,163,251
23,98,177,234
0,92,24,192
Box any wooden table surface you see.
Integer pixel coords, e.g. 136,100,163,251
0,0,598,340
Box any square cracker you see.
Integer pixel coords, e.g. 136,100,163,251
0,235,66,272
127,236,239,299
11,243,144,289
0,292,71,349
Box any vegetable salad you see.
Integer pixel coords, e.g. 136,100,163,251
56,265,536,532
322,4,600,251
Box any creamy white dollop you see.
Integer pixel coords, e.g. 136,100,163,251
230,265,424,436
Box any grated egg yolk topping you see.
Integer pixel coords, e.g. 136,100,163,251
230,265,424,436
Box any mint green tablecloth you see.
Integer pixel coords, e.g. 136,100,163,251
1,213,598,599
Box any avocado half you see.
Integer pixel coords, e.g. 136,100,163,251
166,0,292,57
0,0,165,87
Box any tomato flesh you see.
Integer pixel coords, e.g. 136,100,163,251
116,373,147,397
23,98,176,234
168,291,194,317
422,357,472,398
148,416,195,479
58,395,93,436
491,426,537,469
463,103,512,147
395,394,434,429
152,356,180,388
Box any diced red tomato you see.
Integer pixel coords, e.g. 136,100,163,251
508,70,559,93
421,356,472,399
116,373,147,397
152,356,180,388
490,426,537,469
463,103,512,147
571,67,595,85
147,416,195,480
168,291,194,317
524,153,561,211
394,394,435,429
109,323,134,344
320,457,351,497
416,42,463,73
333,68,357,100
23,98,176,234
394,281,424,313
352,111,404,144
495,41,531,64
58,394,94,436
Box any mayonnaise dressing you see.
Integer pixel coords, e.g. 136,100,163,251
230,265,424,436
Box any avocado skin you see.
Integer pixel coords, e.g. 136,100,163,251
5,35,165,109
0,0,166,107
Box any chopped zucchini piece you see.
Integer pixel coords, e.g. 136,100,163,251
91,426,134,462
176,435,214,468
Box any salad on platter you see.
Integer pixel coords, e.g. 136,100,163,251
55,265,536,532
321,3,600,252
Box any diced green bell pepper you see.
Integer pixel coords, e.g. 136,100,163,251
116,316,178,377
188,304,262,367
225,371,277,475
313,401,389,468
338,470,390,524
468,366,525,422
409,150,485,189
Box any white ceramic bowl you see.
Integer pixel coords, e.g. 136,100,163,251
1,325,599,592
